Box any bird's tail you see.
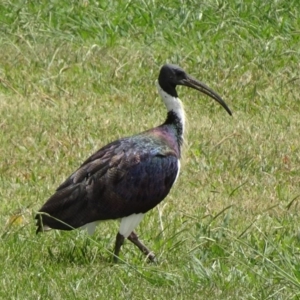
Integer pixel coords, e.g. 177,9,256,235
35,183,89,233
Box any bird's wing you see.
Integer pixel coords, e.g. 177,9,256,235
36,136,179,232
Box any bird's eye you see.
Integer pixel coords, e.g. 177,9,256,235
176,70,184,78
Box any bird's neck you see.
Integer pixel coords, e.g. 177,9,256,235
156,83,185,141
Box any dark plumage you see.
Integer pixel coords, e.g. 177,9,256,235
37,127,179,229
36,64,232,262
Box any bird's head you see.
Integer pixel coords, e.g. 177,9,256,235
158,64,232,116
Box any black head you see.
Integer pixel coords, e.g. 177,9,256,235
158,64,232,116
158,64,188,98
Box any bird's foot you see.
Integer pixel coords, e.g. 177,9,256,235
146,252,157,264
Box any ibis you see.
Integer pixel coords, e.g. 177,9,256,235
35,64,232,262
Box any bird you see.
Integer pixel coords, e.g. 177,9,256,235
35,64,232,262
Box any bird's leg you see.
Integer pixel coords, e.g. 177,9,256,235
127,231,156,262
114,232,125,262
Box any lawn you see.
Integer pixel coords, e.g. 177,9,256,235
1,0,300,299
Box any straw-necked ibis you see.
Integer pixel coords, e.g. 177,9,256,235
35,64,232,262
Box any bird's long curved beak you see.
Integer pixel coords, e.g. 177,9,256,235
182,76,232,116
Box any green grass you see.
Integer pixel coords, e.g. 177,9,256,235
1,0,300,298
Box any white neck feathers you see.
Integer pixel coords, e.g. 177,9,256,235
156,82,185,134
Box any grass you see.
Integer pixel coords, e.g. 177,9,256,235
1,0,300,298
